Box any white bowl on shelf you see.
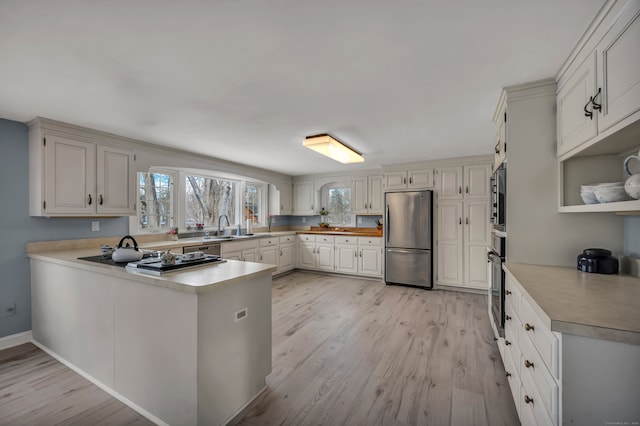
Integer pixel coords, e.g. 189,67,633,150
580,185,599,204
593,185,631,203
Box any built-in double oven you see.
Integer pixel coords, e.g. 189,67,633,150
488,163,506,337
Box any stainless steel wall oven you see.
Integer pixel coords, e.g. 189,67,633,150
488,232,505,337
490,163,506,232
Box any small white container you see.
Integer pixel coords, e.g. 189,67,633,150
593,185,631,203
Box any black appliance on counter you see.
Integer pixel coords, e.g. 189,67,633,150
577,248,619,274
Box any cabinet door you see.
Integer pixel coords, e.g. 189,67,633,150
557,52,598,156
298,242,316,269
351,177,368,214
336,244,358,274
259,246,277,266
437,167,463,200
242,248,258,262
44,135,96,214
225,251,242,261
316,243,334,271
464,200,489,288
437,201,463,285
359,246,382,277
293,181,315,215
408,168,434,188
368,175,384,214
383,171,407,190
279,182,293,215
278,244,295,272
597,2,640,132
464,164,491,199
97,145,135,215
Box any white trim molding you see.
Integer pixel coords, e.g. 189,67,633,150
0,330,33,351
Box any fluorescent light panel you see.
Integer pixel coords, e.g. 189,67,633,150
303,134,364,164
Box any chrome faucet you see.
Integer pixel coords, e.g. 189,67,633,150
218,214,230,235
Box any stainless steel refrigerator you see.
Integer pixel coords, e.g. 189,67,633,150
384,190,433,288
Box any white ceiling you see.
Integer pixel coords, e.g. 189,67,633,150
0,0,605,176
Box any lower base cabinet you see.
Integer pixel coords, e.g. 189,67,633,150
300,234,382,278
257,235,295,275
496,268,640,426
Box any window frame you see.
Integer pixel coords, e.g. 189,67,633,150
321,181,353,226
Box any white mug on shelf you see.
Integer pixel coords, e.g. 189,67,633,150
623,149,640,199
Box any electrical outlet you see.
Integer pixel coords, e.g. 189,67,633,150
234,307,248,322
4,303,16,317
91,221,100,232
358,217,363,224
302,217,306,224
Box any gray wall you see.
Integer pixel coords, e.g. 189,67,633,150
0,118,128,339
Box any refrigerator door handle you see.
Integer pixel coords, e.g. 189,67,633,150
386,248,427,254
386,204,390,243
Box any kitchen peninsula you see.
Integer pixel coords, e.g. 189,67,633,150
27,239,276,426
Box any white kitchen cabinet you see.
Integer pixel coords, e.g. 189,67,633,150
28,118,136,217
296,234,334,270
270,182,293,215
557,0,640,158
437,164,490,200
352,175,383,214
222,240,259,262
557,53,599,156
383,169,434,190
436,201,463,285
278,242,295,273
293,180,317,215
436,165,490,289
463,200,490,288
358,237,382,277
335,238,359,274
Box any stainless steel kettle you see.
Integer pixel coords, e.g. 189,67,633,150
112,235,144,263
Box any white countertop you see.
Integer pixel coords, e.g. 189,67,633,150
28,248,277,294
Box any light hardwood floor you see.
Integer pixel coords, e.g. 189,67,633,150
0,272,518,425
0,343,154,425
232,272,518,426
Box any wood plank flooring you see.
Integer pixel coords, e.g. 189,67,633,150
232,272,518,426
0,343,154,425
0,272,518,425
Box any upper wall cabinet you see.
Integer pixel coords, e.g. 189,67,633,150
437,164,491,200
29,118,136,217
557,0,640,159
292,180,318,215
269,182,292,215
352,175,383,214
382,168,434,190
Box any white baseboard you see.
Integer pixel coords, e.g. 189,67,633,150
223,385,268,425
0,330,33,351
30,339,168,426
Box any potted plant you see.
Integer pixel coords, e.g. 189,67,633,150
320,207,329,228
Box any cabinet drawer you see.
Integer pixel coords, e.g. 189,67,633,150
259,237,278,247
503,345,521,418
520,329,559,424
278,235,295,244
357,237,382,246
520,359,556,426
505,273,522,316
297,234,316,243
520,296,559,379
335,236,357,245
316,235,334,244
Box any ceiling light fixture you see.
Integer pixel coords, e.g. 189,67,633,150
303,133,364,164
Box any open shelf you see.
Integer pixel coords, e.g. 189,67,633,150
559,199,640,214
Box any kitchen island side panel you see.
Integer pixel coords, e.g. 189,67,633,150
197,274,273,425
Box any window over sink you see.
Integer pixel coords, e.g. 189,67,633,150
322,182,352,226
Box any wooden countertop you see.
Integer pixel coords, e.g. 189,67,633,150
28,249,276,294
504,263,640,345
297,230,383,237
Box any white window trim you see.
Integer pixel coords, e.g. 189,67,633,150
321,181,352,226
